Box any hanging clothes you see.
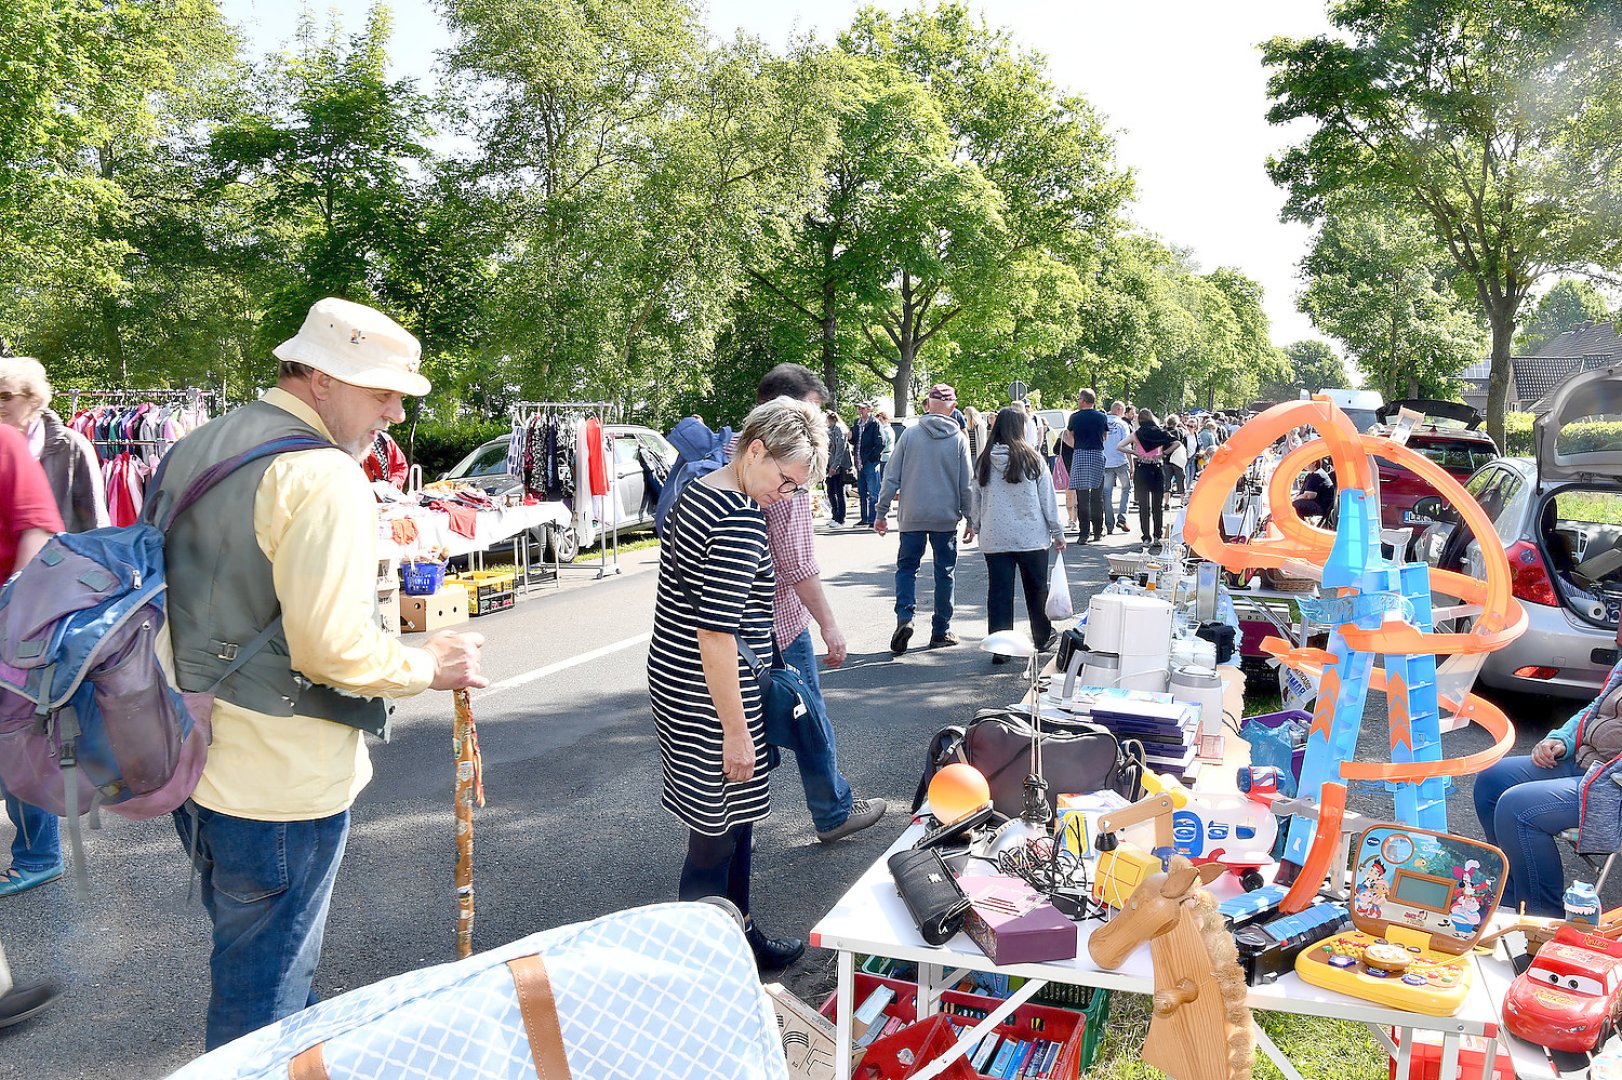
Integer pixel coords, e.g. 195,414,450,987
584,417,609,497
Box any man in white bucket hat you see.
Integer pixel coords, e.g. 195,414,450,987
151,297,487,1049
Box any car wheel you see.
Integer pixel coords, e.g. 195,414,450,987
1239,868,1265,893
547,525,578,564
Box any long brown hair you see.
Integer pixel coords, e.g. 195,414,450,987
976,407,1044,486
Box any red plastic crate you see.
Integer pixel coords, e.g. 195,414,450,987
1385,1029,1512,1080
821,973,1083,1079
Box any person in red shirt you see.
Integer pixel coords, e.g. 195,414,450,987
0,421,65,1027
362,430,409,490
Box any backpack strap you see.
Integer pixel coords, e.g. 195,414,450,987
147,434,337,532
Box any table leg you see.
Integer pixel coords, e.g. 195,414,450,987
1250,1020,1308,1080
1393,1026,1415,1080
835,949,854,1080
1480,1027,1500,1080
1438,1032,1460,1080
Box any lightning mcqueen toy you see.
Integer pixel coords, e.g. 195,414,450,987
1503,926,1622,1053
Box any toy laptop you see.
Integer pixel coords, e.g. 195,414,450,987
1295,825,1506,1016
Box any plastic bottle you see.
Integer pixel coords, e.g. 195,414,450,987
1565,879,1601,927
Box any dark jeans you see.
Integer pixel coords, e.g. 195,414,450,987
780,629,855,832
679,823,753,916
1135,464,1164,540
1473,753,1582,917
173,801,350,1049
857,462,881,524
985,549,1052,651
5,792,60,872
1079,487,1104,538
827,474,849,524
896,530,958,638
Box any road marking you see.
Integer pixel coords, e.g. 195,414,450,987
479,632,652,699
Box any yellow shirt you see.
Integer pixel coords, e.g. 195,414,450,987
191,388,434,820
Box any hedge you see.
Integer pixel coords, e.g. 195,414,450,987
1502,411,1622,458
403,418,509,479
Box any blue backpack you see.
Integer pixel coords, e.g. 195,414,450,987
0,435,332,877
653,417,734,542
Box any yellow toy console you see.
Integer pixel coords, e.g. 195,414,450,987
1294,825,1506,1016
1094,842,1163,910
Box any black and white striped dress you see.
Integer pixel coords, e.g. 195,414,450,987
648,480,775,835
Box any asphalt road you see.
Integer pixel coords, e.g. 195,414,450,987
0,507,1587,1077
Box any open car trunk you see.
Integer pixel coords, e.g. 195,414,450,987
1534,363,1622,485
1537,485,1622,631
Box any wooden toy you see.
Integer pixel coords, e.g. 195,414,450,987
1089,856,1254,1080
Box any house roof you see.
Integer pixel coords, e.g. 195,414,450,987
1456,321,1622,409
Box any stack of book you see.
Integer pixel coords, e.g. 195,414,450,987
1082,696,1200,782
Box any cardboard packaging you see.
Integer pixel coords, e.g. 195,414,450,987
1056,791,1129,858
765,983,838,1080
399,586,468,633
962,875,1077,966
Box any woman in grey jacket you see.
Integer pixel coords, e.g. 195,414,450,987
968,408,1066,665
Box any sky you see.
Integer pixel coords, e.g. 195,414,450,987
221,0,1337,355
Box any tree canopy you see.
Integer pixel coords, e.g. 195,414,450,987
1264,0,1622,445
1516,278,1616,356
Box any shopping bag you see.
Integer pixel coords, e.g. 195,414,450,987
1045,551,1074,621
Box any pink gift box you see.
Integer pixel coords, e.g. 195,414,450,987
962,875,1078,966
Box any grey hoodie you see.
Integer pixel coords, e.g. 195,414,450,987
970,446,1063,554
875,413,972,532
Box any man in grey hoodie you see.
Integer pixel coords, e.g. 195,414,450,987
874,383,973,654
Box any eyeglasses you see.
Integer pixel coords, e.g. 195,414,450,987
771,458,810,496
0,392,17,402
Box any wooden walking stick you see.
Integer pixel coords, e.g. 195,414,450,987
453,688,486,959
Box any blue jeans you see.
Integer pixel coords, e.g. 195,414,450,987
1103,464,1130,523
5,792,60,872
174,801,350,1049
857,462,881,524
1473,754,1581,917
780,629,855,832
896,530,958,639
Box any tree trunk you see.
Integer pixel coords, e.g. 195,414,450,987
821,275,838,408
1485,304,1515,449
891,272,917,416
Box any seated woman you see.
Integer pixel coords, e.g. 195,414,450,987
1474,661,1622,916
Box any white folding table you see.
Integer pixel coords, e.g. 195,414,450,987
810,824,1503,1080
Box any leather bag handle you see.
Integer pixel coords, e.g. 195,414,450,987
283,955,573,1080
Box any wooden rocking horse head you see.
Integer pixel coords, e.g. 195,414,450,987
1088,856,1255,1080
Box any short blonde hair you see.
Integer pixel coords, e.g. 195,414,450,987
737,396,828,482
0,357,50,418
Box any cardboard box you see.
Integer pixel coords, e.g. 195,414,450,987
962,876,1077,966
765,983,838,1080
1056,791,1129,858
399,587,468,633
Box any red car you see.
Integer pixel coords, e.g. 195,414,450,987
1503,926,1622,1053
1370,399,1500,542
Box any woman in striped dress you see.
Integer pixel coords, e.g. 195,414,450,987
648,396,827,969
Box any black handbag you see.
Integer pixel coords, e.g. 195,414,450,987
887,847,971,945
913,708,1145,818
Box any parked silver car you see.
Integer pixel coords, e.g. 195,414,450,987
1412,366,1622,698
441,425,676,562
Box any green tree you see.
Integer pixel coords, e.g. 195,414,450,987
1296,196,1484,401
838,2,1131,414
1264,0,1622,446
1262,340,1349,400
1516,278,1615,355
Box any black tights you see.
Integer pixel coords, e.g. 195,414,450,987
1136,464,1164,541
679,823,753,917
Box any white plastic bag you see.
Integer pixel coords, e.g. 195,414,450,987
1045,550,1074,621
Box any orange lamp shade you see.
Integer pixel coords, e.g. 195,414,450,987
929,763,992,825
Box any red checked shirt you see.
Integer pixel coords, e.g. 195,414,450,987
727,436,820,647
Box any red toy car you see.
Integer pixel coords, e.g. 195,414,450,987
1503,926,1622,1053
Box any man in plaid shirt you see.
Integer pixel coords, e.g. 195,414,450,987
729,365,887,843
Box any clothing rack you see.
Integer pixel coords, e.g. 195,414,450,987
64,388,219,454
512,400,624,580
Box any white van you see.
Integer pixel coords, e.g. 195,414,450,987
1315,388,1384,432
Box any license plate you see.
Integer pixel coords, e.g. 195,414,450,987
1402,510,1431,524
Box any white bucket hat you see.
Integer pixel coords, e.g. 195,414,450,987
273,297,431,398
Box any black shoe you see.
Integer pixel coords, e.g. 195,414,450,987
1036,633,1056,652
746,923,806,970
928,630,960,648
817,798,888,842
1092,533,1103,543
0,979,62,1030
1141,534,1152,545
890,621,914,656
992,653,1012,665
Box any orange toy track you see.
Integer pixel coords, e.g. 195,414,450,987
1183,396,1524,913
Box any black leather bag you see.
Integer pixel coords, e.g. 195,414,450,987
887,847,971,945
913,708,1146,818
